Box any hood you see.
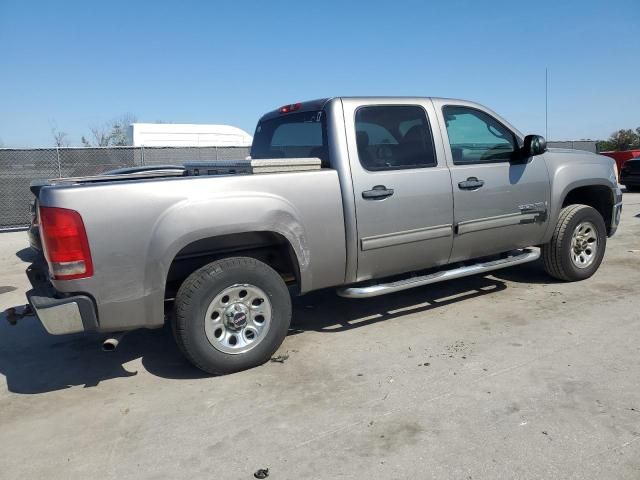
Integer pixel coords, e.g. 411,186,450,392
544,148,618,187
545,148,615,166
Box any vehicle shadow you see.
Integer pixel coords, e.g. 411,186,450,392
0,273,509,395
290,274,507,334
489,259,560,285
0,311,207,394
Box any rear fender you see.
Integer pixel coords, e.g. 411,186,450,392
142,193,309,325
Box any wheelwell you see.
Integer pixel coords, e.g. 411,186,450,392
165,231,300,299
562,185,613,233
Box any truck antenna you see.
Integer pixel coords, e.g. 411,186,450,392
545,68,549,139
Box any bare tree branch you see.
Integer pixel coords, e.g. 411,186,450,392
90,126,111,147
82,113,137,146
50,121,69,148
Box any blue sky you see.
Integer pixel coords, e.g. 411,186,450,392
0,0,638,147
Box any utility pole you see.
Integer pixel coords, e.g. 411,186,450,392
545,68,549,139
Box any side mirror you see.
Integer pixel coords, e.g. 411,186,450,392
522,134,547,157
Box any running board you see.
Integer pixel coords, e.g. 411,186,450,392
337,248,540,299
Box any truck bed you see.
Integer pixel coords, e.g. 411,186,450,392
39,157,322,188
35,166,346,331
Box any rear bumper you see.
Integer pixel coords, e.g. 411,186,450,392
25,263,98,335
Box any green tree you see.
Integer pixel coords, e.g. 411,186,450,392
597,128,640,152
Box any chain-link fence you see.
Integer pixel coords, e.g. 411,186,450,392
0,146,250,230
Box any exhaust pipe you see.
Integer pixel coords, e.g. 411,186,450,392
102,332,126,352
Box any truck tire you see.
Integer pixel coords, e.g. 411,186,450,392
542,204,607,281
172,257,292,375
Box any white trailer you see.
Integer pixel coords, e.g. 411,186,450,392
128,123,253,147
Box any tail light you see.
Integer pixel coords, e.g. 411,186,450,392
279,102,302,114
39,206,93,280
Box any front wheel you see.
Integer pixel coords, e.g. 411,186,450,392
172,257,292,375
542,204,607,281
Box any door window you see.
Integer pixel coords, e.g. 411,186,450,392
355,106,437,171
443,106,517,164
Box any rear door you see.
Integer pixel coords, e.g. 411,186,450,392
434,101,551,262
342,99,454,282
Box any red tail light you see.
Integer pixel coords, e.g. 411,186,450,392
279,102,302,114
39,206,93,280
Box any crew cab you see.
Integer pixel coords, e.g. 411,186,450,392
23,97,622,374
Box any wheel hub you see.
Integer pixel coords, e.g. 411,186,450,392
224,303,249,331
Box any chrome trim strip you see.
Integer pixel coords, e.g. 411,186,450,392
337,247,540,298
360,224,452,251
457,212,538,235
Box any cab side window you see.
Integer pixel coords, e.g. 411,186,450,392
443,106,517,164
355,105,437,171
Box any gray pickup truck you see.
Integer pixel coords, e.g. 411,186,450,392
24,97,622,374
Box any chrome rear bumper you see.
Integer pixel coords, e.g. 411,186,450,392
26,263,98,335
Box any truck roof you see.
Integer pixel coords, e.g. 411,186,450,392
259,96,488,120
258,96,523,139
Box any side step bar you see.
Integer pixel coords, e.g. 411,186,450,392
337,248,540,299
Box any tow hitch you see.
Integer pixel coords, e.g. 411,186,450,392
4,304,33,325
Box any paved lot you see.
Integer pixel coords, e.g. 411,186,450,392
1,193,639,480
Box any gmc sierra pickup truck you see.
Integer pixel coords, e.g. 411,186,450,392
24,97,622,374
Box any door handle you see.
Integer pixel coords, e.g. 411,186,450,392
362,185,394,200
458,177,485,190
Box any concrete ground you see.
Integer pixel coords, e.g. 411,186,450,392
1,193,639,480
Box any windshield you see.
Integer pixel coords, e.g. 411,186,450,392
250,110,328,164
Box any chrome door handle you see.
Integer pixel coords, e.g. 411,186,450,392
458,177,485,190
362,185,394,200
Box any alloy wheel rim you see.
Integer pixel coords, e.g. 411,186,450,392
204,284,272,354
570,221,598,269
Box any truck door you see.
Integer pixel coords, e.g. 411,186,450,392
342,99,454,281
434,102,551,262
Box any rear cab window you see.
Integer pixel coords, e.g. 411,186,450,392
355,105,437,171
251,110,329,164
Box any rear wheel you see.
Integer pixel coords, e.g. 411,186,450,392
172,257,291,374
542,204,607,281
